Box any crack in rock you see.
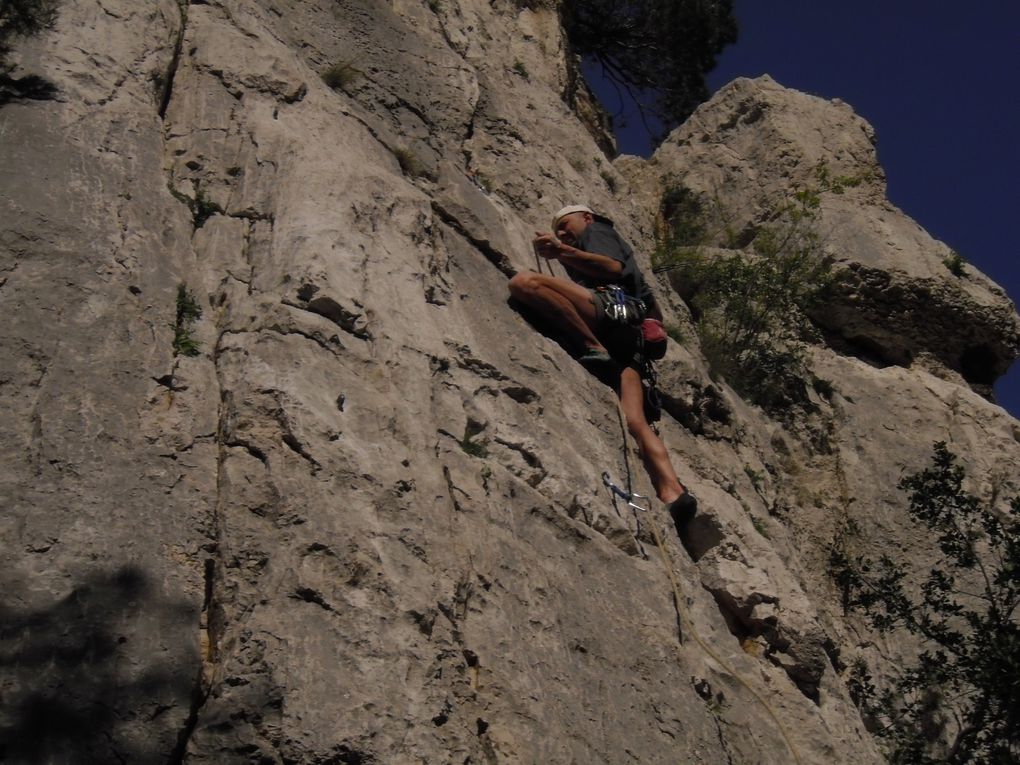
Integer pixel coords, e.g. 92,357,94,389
283,290,371,339
430,201,514,278
158,0,187,120
290,586,336,612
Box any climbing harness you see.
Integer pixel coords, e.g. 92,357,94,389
600,472,804,765
587,285,664,421
595,285,646,326
590,287,662,424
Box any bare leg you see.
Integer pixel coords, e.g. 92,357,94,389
508,271,605,353
617,366,685,503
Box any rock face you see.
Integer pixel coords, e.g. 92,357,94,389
630,76,1020,393
1,3,1017,764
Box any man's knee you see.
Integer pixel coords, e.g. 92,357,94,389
625,413,649,441
622,390,659,444
508,271,542,302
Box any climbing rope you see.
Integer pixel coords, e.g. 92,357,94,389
601,472,804,765
602,472,687,643
533,242,547,276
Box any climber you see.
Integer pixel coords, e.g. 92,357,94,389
508,204,698,529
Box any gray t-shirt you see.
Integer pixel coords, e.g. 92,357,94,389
565,220,653,306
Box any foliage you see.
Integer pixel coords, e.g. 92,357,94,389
168,183,223,229
944,250,967,277
658,184,709,247
321,60,361,91
653,167,844,411
568,155,589,174
664,323,684,344
563,0,737,135
192,186,223,228
392,146,424,178
1,0,59,103
811,162,866,195
172,284,203,357
512,60,529,79
460,436,488,459
744,465,764,493
830,443,1020,763
0,0,58,66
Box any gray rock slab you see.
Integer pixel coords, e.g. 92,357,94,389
2,3,1016,764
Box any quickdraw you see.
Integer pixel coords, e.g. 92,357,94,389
601,471,649,511
600,471,803,765
596,285,646,325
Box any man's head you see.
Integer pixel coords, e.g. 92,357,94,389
552,204,610,245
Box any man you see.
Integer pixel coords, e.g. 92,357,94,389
508,205,697,527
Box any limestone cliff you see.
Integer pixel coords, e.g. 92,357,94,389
1,2,1017,763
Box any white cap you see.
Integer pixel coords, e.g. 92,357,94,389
551,204,595,231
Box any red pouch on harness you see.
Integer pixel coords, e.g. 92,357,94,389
642,318,668,360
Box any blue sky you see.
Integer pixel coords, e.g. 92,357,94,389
592,1,1020,418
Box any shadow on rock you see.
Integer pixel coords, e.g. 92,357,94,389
0,565,199,763
0,73,58,106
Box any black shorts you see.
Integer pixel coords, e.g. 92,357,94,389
590,288,610,329
590,289,642,364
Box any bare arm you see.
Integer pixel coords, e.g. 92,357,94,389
533,232,623,280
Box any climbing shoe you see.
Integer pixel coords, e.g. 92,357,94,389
667,490,698,531
577,348,613,367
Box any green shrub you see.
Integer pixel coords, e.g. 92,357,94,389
192,186,223,228
393,147,424,178
664,323,685,344
512,60,529,79
168,183,223,229
460,436,488,458
1,0,59,66
172,283,203,357
812,162,866,194
568,156,588,174
563,0,737,132
744,465,764,492
943,249,967,277
653,172,848,411
657,184,707,249
830,443,1020,763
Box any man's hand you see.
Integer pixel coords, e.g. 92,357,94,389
531,231,623,279
533,232,564,260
